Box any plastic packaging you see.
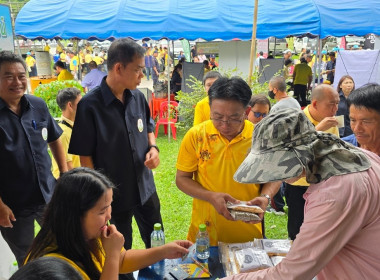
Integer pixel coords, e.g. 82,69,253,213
196,224,210,259
150,223,165,247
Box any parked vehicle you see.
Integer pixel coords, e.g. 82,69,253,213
268,37,288,55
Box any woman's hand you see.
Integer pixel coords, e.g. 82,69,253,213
101,224,125,258
162,240,193,259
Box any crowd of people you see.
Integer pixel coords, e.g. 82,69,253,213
1,36,380,280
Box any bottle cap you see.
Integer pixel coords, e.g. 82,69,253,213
154,223,162,231
199,223,206,232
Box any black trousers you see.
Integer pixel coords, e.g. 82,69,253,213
0,205,45,266
293,84,308,107
111,192,163,250
284,183,308,241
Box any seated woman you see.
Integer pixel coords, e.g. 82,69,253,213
25,168,191,280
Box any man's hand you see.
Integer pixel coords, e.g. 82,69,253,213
247,196,269,222
208,192,239,221
0,202,16,228
315,117,339,131
145,147,160,169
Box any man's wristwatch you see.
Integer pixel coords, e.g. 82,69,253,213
260,194,271,205
149,145,160,153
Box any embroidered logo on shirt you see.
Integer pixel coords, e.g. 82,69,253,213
199,150,211,161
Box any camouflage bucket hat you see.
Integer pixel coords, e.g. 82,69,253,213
234,108,371,184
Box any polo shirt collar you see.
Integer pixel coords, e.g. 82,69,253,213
61,115,74,127
304,105,319,126
100,77,136,106
0,94,32,111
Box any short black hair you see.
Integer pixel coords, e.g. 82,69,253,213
0,51,26,72
209,76,252,107
249,94,271,110
88,61,97,69
329,52,336,57
10,257,83,280
347,83,380,115
56,87,82,111
54,61,65,69
107,38,145,71
284,58,293,67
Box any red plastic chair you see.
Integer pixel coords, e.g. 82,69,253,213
155,101,178,140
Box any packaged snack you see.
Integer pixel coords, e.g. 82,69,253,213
234,248,273,273
254,239,292,256
270,256,286,266
226,202,263,222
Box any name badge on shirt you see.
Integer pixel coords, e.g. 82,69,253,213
137,119,144,133
42,127,48,141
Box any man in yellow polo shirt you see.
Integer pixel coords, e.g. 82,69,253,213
176,77,279,246
54,61,74,81
52,88,82,178
193,71,222,126
285,84,339,240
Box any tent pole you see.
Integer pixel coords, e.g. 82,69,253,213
76,39,82,81
312,36,319,89
248,0,259,85
317,38,322,85
167,39,171,142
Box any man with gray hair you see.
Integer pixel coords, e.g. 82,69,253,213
268,76,300,112
69,39,162,280
225,108,380,280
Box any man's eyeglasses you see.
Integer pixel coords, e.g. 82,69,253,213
252,112,268,118
210,114,245,125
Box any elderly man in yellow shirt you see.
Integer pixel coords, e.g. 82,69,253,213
285,84,340,240
193,71,222,126
51,87,82,178
176,77,280,246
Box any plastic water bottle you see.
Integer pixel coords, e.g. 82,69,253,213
151,223,165,247
9,261,18,276
196,224,210,259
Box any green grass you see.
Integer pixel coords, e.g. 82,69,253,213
131,127,288,249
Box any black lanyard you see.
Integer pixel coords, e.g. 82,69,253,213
59,120,73,129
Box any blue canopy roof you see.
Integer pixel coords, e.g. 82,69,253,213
15,0,380,40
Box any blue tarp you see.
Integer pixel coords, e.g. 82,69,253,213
15,0,380,40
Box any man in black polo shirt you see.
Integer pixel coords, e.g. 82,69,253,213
69,39,162,257
0,51,67,266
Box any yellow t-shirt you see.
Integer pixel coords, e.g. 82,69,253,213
44,45,50,52
57,69,74,81
293,63,312,85
176,120,262,246
56,45,63,53
193,96,210,126
25,56,35,67
93,56,104,65
292,106,340,186
85,54,93,63
60,52,66,62
52,117,80,178
70,56,79,71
